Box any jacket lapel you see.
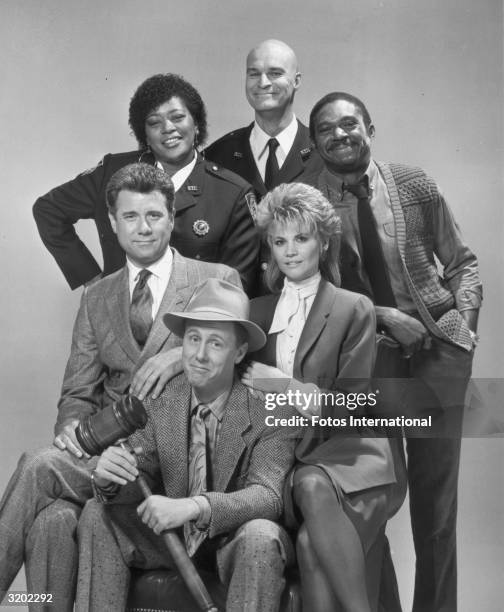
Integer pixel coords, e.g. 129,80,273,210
142,250,191,358
293,280,335,379
106,268,141,363
213,382,251,492
251,294,280,366
375,161,407,259
277,120,311,184
174,155,206,214
157,375,191,498
239,125,266,196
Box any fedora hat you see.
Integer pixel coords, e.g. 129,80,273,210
163,279,266,352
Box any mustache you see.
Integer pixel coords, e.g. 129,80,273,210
327,136,353,150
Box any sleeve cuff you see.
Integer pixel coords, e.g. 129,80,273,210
91,471,120,504
191,495,212,530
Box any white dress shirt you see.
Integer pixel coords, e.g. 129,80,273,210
249,115,298,181
270,272,321,377
155,153,197,192
126,247,173,319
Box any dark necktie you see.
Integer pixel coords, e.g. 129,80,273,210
130,269,153,348
264,138,280,190
344,180,396,307
185,404,211,556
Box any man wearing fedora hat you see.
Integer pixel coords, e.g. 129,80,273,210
0,164,241,610
76,279,299,612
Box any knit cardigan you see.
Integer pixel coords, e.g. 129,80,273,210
374,162,478,351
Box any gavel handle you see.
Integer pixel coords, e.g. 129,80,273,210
136,474,218,612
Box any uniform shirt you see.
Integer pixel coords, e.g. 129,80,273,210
155,154,197,192
319,162,417,313
126,247,173,319
249,114,298,181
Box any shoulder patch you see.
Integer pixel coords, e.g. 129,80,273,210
245,193,258,221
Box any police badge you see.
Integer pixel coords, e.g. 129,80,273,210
192,220,210,236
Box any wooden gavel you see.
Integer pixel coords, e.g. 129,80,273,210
77,395,218,612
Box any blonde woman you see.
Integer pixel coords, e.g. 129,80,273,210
242,183,400,612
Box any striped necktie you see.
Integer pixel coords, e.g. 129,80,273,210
130,269,153,348
184,403,211,556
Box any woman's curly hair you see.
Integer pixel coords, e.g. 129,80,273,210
129,73,208,149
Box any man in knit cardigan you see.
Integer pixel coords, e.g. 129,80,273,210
302,92,482,612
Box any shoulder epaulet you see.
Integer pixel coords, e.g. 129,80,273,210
206,126,250,146
204,160,250,188
78,150,143,176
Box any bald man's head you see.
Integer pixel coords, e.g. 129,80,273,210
245,39,301,117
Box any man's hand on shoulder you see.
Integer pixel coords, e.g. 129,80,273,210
376,307,431,357
137,496,200,534
130,347,183,400
53,418,88,458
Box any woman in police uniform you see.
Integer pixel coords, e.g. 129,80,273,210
33,74,259,294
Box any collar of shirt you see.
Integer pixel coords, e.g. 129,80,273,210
284,270,321,293
270,271,321,335
126,247,173,319
190,388,229,423
320,160,379,203
249,114,298,176
155,153,197,192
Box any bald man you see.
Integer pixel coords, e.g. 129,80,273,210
205,40,322,294
205,39,322,200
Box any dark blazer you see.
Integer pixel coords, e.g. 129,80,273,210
204,120,323,199
250,279,397,495
33,152,259,294
121,374,299,539
56,250,239,432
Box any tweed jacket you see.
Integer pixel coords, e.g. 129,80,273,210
33,152,258,294
118,374,299,539
204,120,323,199
55,250,239,433
250,280,397,494
302,161,482,351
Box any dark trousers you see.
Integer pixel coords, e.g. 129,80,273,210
374,337,473,612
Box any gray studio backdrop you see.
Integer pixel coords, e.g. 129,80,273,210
1,1,502,609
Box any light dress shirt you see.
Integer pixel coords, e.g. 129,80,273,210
249,114,298,181
126,246,173,319
319,161,416,313
155,153,197,192
270,272,321,377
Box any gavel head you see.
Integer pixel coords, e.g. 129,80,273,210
75,395,148,456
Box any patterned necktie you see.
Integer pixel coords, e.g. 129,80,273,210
264,138,280,190
130,269,153,348
344,180,396,307
184,403,211,557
